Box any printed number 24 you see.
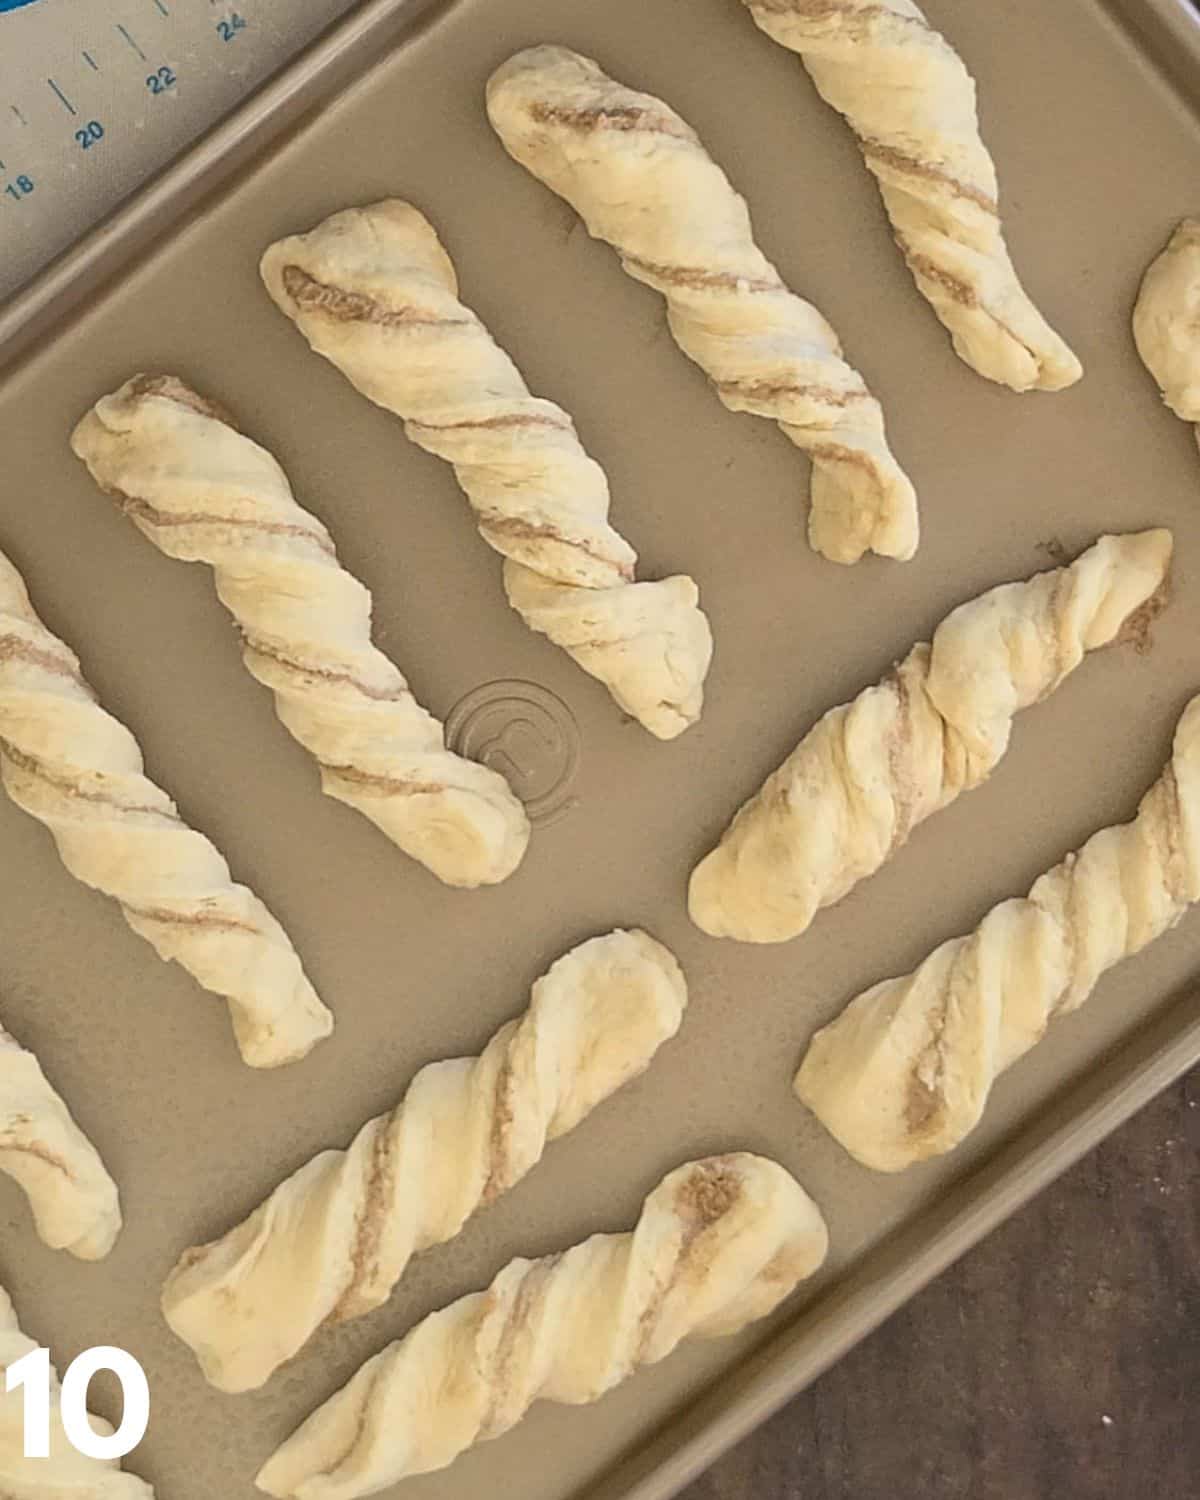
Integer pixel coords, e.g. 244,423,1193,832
217,13,246,40
146,66,176,94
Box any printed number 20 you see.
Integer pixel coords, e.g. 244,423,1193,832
75,121,104,150
5,1346,149,1460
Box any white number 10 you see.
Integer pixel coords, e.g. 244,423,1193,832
5,1346,149,1459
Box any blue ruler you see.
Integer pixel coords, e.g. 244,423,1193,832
0,0,356,299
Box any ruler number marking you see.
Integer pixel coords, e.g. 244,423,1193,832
146,66,177,95
4,174,35,203
75,121,105,151
216,13,247,41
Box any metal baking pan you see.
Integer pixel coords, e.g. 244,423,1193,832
1,1,1198,1498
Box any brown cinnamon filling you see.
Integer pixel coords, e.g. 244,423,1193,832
528,101,693,143
281,265,471,330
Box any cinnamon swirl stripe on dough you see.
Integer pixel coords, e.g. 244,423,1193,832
488,46,919,566
71,376,530,888
736,0,1082,392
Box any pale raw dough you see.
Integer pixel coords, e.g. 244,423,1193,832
1134,219,1200,440
256,1153,828,1498
259,202,712,738
162,929,687,1392
71,376,530,887
0,548,331,1068
0,1024,120,1259
487,46,919,566
0,1285,155,1499
797,694,1200,1170
738,0,1082,393
689,530,1172,942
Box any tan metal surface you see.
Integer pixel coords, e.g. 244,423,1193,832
0,2,1197,1499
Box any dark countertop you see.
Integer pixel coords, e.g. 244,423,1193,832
684,1070,1198,1500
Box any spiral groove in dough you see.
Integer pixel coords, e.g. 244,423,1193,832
689,530,1172,942
0,1285,155,1498
738,0,1082,393
259,201,712,738
487,45,918,565
256,1153,828,1498
0,1023,120,1259
71,376,530,887
163,929,687,1393
0,549,330,1067
797,694,1200,1170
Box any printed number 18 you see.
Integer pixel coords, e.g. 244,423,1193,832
4,175,34,202
5,1346,149,1460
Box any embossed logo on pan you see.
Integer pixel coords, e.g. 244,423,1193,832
446,680,580,826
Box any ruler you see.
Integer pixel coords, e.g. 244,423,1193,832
0,0,358,301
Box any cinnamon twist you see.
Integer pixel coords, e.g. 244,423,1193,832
0,549,330,1067
797,694,1200,1170
689,530,1172,942
71,376,530,887
0,1022,120,1259
0,1285,155,1499
738,0,1082,392
487,45,919,566
163,929,687,1392
259,201,713,738
256,1153,828,1498
1134,219,1200,449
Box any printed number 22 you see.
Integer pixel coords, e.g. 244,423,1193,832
146,66,176,94
217,13,246,40
75,121,104,150
5,1345,149,1459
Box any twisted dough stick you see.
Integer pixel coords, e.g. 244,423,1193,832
0,1285,155,1500
738,0,1082,393
487,46,919,566
689,530,1172,942
260,202,713,740
163,929,687,1392
797,695,1200,1170
71,376,529,887
256,1152,828,1498
1134,219,1200,449
0,548,330,1067
0,1022,120,1259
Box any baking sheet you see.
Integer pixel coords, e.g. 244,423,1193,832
0,1,1198,1499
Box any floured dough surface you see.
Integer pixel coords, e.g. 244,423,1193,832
260,202,712,738
487,45,919,565
0,546,331,1068
0,1023,120,1259
689,530,1172,942
797,694,1200,1170
162,929,688,1393
738,0,1082,392
71,375,530,886
256,1153,828,1498
1134,218,1200,432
